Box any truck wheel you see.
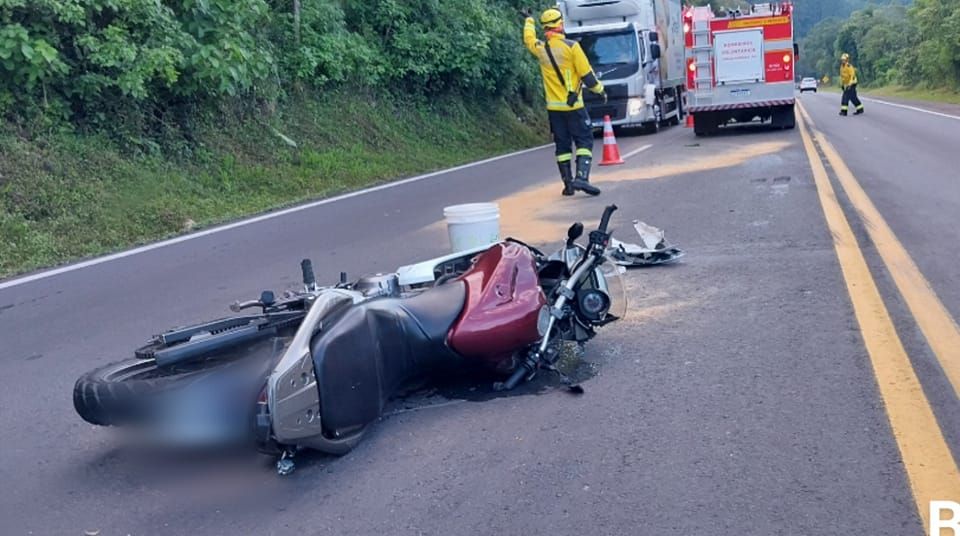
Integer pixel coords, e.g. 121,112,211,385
784,112,796,129
644,117,660,135
693,113,715,136
668,110,681,126
655,99,671,128
772,105,796,130
668,91,682,126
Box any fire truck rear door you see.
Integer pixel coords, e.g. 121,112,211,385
713,28,763,84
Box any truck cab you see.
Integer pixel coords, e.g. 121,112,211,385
560,0,686,133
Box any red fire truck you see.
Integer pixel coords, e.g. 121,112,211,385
683,3,797,136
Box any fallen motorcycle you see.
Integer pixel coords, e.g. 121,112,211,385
74,205,625,473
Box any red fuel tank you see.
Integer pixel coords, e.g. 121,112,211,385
448,242,546,366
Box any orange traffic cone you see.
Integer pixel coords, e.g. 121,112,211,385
598,115,624,166
685,113,694,128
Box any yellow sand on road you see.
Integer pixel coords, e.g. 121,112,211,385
493,140,791,243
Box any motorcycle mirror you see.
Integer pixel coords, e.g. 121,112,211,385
260,290,275,307
567,222,584,245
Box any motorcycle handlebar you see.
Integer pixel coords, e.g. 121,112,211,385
494,363,530,392
598,204,618,234
230,300,261,312
301,259,316,288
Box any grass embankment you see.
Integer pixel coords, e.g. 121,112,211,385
862,86,960,105
814,84,960,105
0,93,547,277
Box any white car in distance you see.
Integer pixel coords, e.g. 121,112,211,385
799,77,818,93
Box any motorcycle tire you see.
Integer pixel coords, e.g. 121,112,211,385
73,354,231,426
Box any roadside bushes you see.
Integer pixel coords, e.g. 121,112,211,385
0,0,540,137
0,91,546,276
800,1,960,91
0,1,274,128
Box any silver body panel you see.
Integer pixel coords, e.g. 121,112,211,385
266,246,490,453
267,289,365,452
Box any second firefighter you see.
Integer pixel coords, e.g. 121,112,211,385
839,53,864,116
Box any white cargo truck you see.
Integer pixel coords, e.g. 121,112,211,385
558,0,686,134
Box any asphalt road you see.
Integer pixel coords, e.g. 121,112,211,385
1,93,958,535
800,91,960,451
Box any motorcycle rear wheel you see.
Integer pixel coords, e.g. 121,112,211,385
73,353,233,426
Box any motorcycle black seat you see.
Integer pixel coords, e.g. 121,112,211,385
310,281,466,437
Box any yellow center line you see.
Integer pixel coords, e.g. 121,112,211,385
797,107,960,533
798,102,960,403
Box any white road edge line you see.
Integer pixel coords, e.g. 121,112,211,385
0,143,553,291
861,96,960,121
623,144,653,159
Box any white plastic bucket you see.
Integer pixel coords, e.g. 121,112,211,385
443,202,500,253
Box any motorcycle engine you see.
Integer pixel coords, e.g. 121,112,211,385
354,273,401,298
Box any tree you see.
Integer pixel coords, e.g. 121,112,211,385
910,0,960,87
799,17,842,79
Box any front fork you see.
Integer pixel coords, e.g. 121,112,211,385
493,251,601,392
494,205,617,392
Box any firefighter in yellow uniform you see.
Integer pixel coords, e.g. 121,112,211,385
839,53,864,116
524,8,606,196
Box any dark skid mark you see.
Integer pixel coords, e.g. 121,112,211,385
751,178,768,183
25,354,43,361
390,343,599,409
0,303,14,313
17,294,49,306
773,176,792,184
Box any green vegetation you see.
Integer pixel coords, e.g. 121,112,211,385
864,85,960,104
0,0,539,129
816,83,960,105
790,0,896,39
800,0,960,94
0,0,547,277
0,93,544,277
689,0,879,37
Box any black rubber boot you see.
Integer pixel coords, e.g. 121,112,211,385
839,110,848,116
558,161,575,196
572,156,601,196
854,108,864,115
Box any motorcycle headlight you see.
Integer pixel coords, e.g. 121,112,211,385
537,305,552,336
577,289,611,321
598,259,627,321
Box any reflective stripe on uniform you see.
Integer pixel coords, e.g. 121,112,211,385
576,148,592,157
557,153,573,162
840,105,849,111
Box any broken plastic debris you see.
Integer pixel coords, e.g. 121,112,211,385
608,220,684,267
